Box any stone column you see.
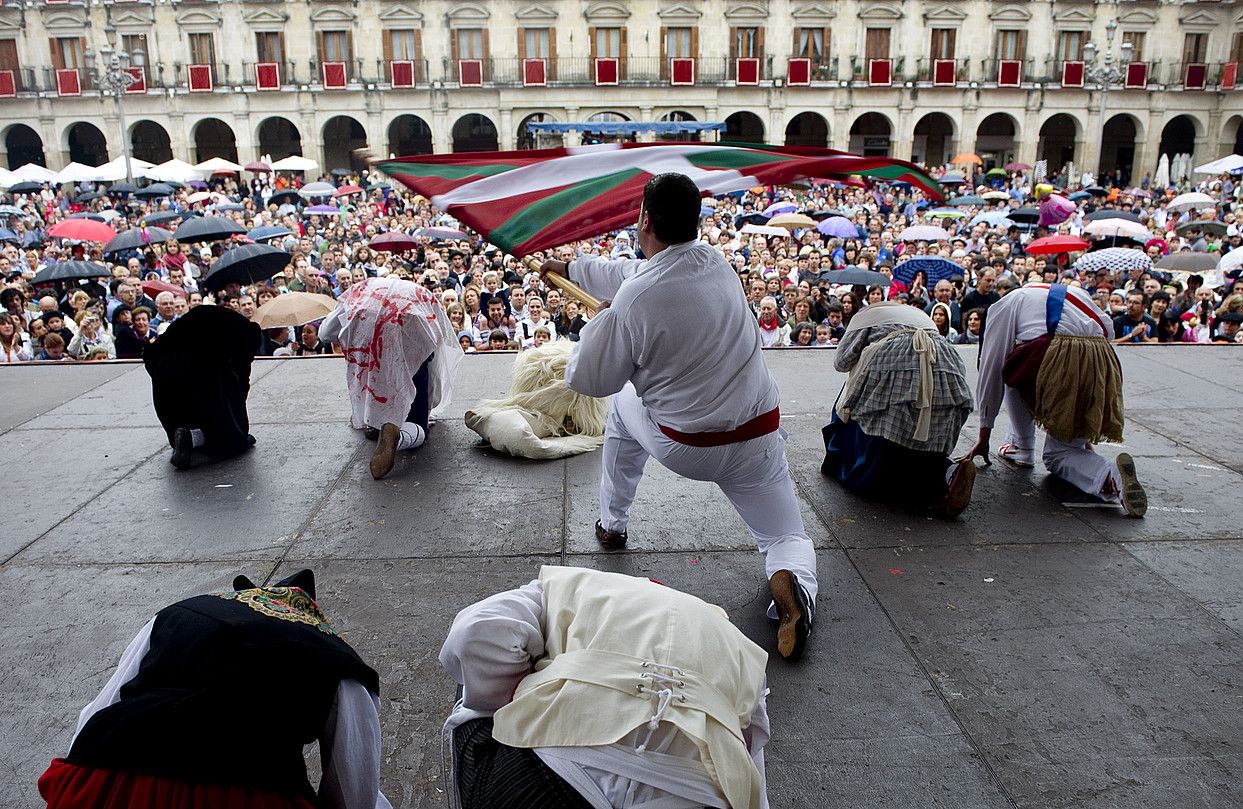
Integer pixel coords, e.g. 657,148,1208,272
499,107,514,150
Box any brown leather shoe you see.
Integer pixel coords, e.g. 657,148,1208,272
941,458,977,519
594,520,627,550
770,569,813,662
370,423,400,480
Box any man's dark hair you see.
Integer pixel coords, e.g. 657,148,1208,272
641,173,700,244
0,287,22,308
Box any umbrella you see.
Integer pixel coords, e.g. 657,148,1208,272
820,267,891,286
892,257,962,286
1025,235,1090,255
947,195,985,207
103,226,174,254
1084,218,1151,241
270,155,318,172
1175,219,1227,237
108,182,138,196
201,243,292,292
1122,187,1152,199
416,226,468,241
135,183,175,199
763,201,799,217
1168,192,1216,213
0,204,28,217
173,215,246,243
370,232,421,252
1083,186,1109,198
817,217,860,238
734,212,770,227
1155,154,1171,188
211,202,247,213
985,168,1007,178
898,225,950,242
1068,191,1091,202
250,291,338,328
938,172,967,185
335,184,364,197
1218,247,1243,274
982,191,1010,201
8,181,43,194
1194,154,1243,175
48,218,117,242
299,181,337,198
244,161,272,173
186,191,216,204
329,168,353,177
1073,248,1153,275
0,228,19,244
74,191,104,203
1008,207,1040,224
926,207,965,219
247,225,293,242
142,210,184,226
951,153,982,165
970,211,1015,228
141,279,186,299
1004,162,1031,171
1085,209,1141,223
767,213,816,230
194,157,243,174
267,190,302,206
1156,252,1219,272
304,204,341,215
740,223,792,238
32,260,109,283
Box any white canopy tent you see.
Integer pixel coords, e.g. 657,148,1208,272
54,162,105,184
270,155,318,172
1193,154,1243,175
93,155,158,182
149,159,204,183
194,157,244,174
10,163,59,183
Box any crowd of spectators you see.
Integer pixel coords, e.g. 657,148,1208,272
1,155,1241,366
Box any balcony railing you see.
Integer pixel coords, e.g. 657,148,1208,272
915,57,968,85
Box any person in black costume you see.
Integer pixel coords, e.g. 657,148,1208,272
142,305,262,470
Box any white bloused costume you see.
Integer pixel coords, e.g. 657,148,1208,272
564,240,818,610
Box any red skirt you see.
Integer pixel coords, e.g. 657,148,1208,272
39,759,317,809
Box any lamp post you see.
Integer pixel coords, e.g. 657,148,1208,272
1083,18,1133,184
85,27,145,185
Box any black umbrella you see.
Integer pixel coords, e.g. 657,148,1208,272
33,260,109,284
108,182,139,196
330,167,353,177
1083,185,1109,197
809,208,846,220
1175,220,1227,237
947,195,986,206
103,226,175,254
1085,209,1141,223
173,215,246,243
734,212,770,227
165,181,185,190
1009,207,1040,223
819,266,892,287
135,183,175,199
267,190,301,206
1156,252,1219,272
201,244,292,292
8,181,43,194
142,210,184,226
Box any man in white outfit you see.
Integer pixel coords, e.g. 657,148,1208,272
962,282,1147,516
540,173,817,661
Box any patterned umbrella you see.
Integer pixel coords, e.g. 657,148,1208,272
1072,248,1153,275
898,225,950,242
892,257,962,286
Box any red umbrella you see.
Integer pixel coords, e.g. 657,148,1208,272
1004,162,1032,171
142,279,186,299
369,232,420,252
48,218,117,243
1025,235,1090,255
335,184,364,197
244,161,271,173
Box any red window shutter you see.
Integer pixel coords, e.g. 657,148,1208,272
256,62,281,90
1125,61,1147,88
0,70,15,97
1061,61,1084,87
787,58,810,85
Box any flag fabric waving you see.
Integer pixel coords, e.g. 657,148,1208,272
376,142,943,257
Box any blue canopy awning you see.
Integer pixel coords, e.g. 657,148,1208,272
526,121,726,136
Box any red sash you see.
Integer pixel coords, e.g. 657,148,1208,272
659,407,781,447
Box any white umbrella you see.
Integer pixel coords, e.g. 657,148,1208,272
194,156,243,174
270,155,318,172
1168,192,1216,213
1084,218,1151,241
150,158,204,183
1193,154,1243,175
10,163,58,183
1155,154,1171,188
740,223,792,238
1218,247,1243,275
298,181,337,198
898,225,951,242
54,162,105,184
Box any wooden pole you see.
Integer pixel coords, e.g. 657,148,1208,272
523,256,602,314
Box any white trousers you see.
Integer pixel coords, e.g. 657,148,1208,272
1004,385,1119,499
600,385,818,604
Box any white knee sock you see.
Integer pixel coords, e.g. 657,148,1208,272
190,429,205,448
397,423,426,451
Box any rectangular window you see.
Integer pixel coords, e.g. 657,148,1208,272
994,29,1026,61
665,27,692,58
0,39,17,72
456,28,484,60
523,28,550,60
733,26,759,59
930,28,956,60
1232,32,1243,64
1122,31,1145,62
1183,33,1207,64
594,27,621,58
256,32,285,64
865,28,890,60
795,27,826,62
319,30,351,63
386,30,419,61
1057,31,1085,63
188,32,215,66
53,36,84,70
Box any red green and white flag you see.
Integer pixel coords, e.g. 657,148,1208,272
377,142,943,256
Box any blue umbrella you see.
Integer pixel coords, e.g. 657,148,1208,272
700,203,715,217
817,217,859,238
763,201,798,216
892,257,963,286
1068,191,1091,202
247,225,293,242
0,228,18,244
820,266,891,286
305,204,341,215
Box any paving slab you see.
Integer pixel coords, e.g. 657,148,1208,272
0,362,140,433
1124,539,1243,633
851,542,1243,809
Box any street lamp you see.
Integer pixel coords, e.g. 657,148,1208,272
85,27,145,185
1083,18,1133,184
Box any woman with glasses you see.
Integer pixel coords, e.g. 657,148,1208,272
68,310,116,360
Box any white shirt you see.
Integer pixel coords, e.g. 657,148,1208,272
976,284,1114,430
566,241,780,432
439,580,770,809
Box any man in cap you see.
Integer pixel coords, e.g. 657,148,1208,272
540,173,817,661
39,569,392,809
